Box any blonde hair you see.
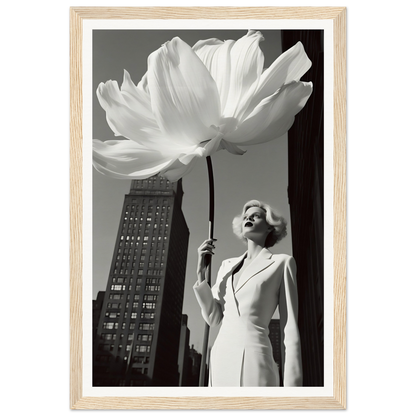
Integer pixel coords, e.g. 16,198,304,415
232,200,287,248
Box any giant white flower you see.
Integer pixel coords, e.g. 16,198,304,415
93,30,313,181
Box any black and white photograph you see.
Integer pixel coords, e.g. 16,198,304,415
90,26,326,391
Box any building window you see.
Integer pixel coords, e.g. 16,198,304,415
139,323,155,330
133,356,150,364
137,334,153,342
111,285,125,291
144,294,158,301
107,303,121,309
105,312,120,319
140,312,155,319
145,285,160,291
131,312,137,319
136,345,151,353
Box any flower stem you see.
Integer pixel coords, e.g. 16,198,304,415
199,156,215,386
206,155,215,242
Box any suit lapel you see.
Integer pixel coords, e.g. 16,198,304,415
219,253,247,316
224,252,247,276
234,248,275,294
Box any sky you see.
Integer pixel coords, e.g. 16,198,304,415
92,29,295,351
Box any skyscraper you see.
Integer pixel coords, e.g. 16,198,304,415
93,176,189,386
283,30,324,386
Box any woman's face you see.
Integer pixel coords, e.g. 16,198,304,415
242,206,270,241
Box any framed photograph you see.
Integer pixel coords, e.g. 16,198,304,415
70,7,346,410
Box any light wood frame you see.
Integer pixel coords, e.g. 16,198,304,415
70,6,346,410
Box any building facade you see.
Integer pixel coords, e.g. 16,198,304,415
268,319,283,385
93,176,189,386
283,30,324,386
178,314,191,386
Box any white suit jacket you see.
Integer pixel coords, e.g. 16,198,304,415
194,248,302,387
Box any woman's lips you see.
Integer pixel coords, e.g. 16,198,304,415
244,221,253,227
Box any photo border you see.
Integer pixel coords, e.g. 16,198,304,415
70,6,346,410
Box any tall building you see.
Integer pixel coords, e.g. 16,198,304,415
283,30,324,386
93,176,189,386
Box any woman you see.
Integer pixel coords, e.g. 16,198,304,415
193,200,302,387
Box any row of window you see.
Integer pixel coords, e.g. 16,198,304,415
102,313,155,329
95,355,151,366
110,283,161,293
107,293,158,308
119,235,169,247
101,332,153,342
123,213,170,224
100,322,155,336
125,199,171,211
112,270,164,281
113,262,165,274
123,223,169,231
109,285,160,300
133,176,172,184
100,333,153,342
115,257,165,266
98,343,152,353
112,278,160,286
105,304,157,321
119,235,170,244
120,235,170,242
116,245,166,259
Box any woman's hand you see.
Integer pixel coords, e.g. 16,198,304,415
197,239,216,283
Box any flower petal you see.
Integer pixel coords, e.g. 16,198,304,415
178,130,224,165
93,139,175,179
219,140,246,155
147,37,221,145
96,79,164,149
225,81,313,145
262,41,312,85
222,30,265,120
160,158,199,182
240,42,312,121
120,70,154,121
193,38,234,115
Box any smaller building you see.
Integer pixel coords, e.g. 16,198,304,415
268,319,283,386
178,315,191,386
